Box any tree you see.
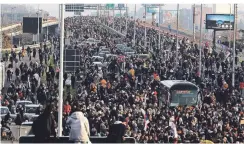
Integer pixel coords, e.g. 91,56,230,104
2,32,12,49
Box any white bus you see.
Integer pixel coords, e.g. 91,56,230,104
159,80,201,107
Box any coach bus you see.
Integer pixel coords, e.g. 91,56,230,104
159,80,201,107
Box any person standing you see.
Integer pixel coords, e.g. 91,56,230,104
66,105,91,143
32,104,56,143
106,117,128,143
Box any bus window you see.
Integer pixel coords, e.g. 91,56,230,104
171,90,198,106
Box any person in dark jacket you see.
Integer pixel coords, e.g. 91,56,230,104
15,110,24,125
32,103,56,143
106,116,127,143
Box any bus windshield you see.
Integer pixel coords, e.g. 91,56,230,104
171,90,198,106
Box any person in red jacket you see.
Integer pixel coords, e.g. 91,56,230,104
63,101,71,115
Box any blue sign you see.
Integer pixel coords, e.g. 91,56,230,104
118,4,125,9
147,7,158,13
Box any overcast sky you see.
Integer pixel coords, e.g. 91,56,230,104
28,4,244,18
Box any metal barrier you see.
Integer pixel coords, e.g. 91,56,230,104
10,125,32,141
19,136,136,143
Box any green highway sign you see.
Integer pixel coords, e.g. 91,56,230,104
106,4,115,9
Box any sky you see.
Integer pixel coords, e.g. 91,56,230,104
28,4,244,18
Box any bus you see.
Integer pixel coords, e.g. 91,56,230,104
159,80,201,107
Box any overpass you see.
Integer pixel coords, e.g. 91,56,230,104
0,18,59,32
6,20,59,37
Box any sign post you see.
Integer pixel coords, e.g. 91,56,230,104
118,4,124,32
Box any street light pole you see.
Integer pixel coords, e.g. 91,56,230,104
144,5,147,47
37,5,40,44
113,6,115,29
125,4,128,35
232,4,237,87
176,4,179,68
199,4,203,77
193,4,196,42
133,4,136,46
229,4,232,50
58,3,64,137
158,5,161,50
11,7,15,47
119,8,122,32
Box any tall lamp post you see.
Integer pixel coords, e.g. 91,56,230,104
176,4,179,68
36,8,42,44
144,5,147,47
58,3,64,137
133,4,136,46
232,4,237,87
199,4,203,77
11,7,16,47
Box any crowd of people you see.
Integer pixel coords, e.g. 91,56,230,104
1,15,244,143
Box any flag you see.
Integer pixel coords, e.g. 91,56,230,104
141,108,150,131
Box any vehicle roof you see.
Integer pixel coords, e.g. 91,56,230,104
137,54,150,56
21,122,33,125
16,101,32,103
0,106,8,109
92,62,103,64
92,56,104,58
25,104,40,107
160,80,198,88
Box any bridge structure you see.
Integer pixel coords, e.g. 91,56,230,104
1,19,59,47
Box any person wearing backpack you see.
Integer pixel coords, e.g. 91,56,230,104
32,104,56,143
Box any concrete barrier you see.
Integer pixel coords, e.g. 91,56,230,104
19,136,136,143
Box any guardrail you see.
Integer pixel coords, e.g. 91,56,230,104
19,136,136,143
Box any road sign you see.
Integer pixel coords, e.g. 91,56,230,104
147,7,158,13
74,11,81,15
118,4,125,9
65,4,84,12
115,13,121,17
106,4,115,9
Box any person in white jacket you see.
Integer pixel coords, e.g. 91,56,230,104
66,106,91,143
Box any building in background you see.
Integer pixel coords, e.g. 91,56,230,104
194,5,213,31
179,8,193,31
